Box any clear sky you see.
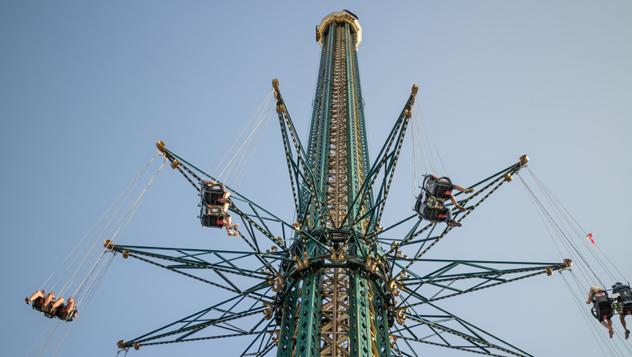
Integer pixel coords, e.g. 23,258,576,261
1,1,631,356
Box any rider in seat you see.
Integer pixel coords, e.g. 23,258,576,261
414,194,461,227
587,285,615,338
201,180,231,212
199,180,239,236
46,296,66,317
25,289,45,305
612,282,632,339
423,174,473,211
55,297,78,322
37,291,56,313
200,205,239,236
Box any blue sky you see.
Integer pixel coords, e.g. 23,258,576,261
1,1,631,356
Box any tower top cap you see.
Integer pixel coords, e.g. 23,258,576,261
316,10,362,49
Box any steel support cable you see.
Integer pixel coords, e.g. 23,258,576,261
414,103,448,179
36,321,63,356
528,168,626,283
80,252,116,307
518,174,596,290
59,157,163,296
223,111,274,186
25,320,59,357
530,171,618,283
214,92,271,174
216,91,275,181
44,154,159,293
73,161,165,299
517,173,593,278
51,318,76,357
516,173,604,287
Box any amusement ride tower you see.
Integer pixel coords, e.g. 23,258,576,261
109,10,572,357
276,10,389,357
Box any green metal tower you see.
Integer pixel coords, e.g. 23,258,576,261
110,9,572,357
275,10,392,357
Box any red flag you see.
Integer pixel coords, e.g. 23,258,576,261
586,232,596,245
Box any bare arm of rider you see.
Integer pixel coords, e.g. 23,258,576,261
450,195,465,211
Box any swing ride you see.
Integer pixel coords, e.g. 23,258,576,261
24,9,630,357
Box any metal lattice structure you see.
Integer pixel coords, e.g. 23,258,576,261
110,10,572,357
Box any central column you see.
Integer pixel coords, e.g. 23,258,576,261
276,11,389,357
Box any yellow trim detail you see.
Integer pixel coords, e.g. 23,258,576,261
316,10,362,49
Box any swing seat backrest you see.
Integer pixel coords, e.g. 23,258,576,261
423,176,453,200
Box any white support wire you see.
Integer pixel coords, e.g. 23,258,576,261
74,159,165,301
42,154,159,295
215,90,275,184
517,170,632,355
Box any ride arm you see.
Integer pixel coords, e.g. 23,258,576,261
392,298,534,357
155,142,294,251
106,242,282,297
379,155,531,265
389,258,573,305
272,79,325,229
345,84,419,230
116,281,274,353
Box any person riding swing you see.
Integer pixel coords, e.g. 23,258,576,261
612,282,632,339
199,180,239,236
55,297,78,321
587,285,615,338
415,175,474,227
423,174,473,211
415,194,461,227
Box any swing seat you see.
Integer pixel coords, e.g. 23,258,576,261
414,195,449,222
592,291,613,320
56,306,78,321
201,213,226,228
201,181,227,206
200,201,228,228
423,175,454,200
31,297,45,312
613,284,632,315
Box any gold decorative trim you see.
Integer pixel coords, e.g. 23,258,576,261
316,10,362,49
